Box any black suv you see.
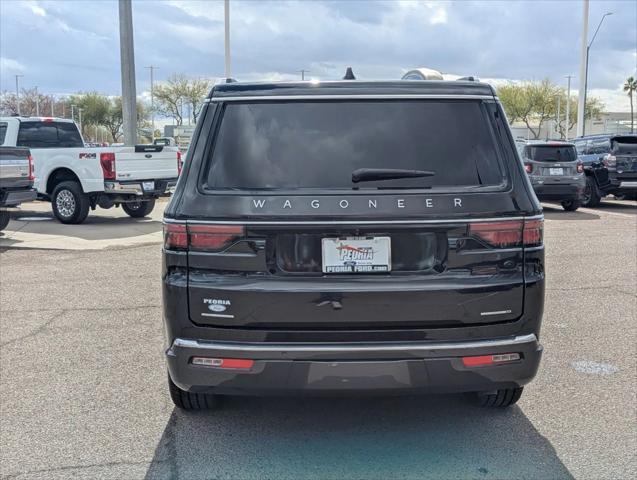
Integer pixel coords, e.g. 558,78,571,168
163,80,545,410
573,134,637,206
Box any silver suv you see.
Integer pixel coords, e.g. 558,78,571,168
521,141,585,211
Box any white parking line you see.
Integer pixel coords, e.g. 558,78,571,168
542,202,636,219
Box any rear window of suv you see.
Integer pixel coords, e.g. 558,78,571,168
204,101,506,191
523,145,577,162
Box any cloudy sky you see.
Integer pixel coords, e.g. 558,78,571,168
1,0,636,111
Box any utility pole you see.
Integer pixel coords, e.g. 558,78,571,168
15,75,23,116
119,0,138,145
35,86,40,116
576,0,589,138
298,69,310,81
565,75,573,140
224,0,231,79
145,65,158,138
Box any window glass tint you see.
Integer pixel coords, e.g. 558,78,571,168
17,122,83,148
206,101,505,190
588,138,610,155
56,122,84,147
523,145,577,162
0,123,7,145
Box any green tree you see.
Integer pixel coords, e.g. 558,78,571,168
154,74,212,125
623,76,636,133
67,92,111,137
497,79,604,139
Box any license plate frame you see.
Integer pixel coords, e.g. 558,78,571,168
321,236,391,274
549,168,564,176
142,181,155,191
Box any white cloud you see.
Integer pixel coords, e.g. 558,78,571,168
28,2,47,17
0,57,26,74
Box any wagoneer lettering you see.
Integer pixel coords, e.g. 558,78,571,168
163,80,545,411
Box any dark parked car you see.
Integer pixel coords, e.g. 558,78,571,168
573,134,637,206
162,80,545,410
0,145,36,231
520,141,585,211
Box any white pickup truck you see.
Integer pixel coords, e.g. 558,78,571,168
0,117,181,224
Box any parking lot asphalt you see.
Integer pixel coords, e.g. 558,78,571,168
0,199,635,479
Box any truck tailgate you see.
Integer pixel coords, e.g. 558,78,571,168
114,146,179,181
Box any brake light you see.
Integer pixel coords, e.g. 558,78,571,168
163,223,245,252
177,151,183,176
188,224,245,251
469,218,543,248
191,357,254,369
164,223,187,250
524,163,533,174
99,152,116,180
603,154,616,168
27,154,34,181
576,162,584,173
462,353,520,367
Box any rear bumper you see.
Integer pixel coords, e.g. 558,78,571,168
166,334,542,395
531,183,583,201
104,178,177,197
0,188,37,208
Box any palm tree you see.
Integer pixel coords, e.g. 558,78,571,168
624,76,637,133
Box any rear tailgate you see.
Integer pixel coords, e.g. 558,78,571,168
114,145,179,181
612,137,637,180
0,146,31,188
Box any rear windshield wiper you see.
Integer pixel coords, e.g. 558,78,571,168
352,168,435,183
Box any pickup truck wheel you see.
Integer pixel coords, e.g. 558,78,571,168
52,181,90,224
561,199,580,211
0,210,10,231
168,373,219,410
122,198,156,218
476,387,523,408
581,176,602,208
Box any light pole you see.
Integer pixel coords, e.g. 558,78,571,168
35,86,40,116
298,69,310,81
71,104,77,122
78,108,84,135
580,10,613,137
224,0,231,79
145,65,158,138
565,75,573,140
15,74,24,115
119,0,138,145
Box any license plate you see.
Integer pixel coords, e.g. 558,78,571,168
142,181,155,191
549,168,564,175
322,237,391,273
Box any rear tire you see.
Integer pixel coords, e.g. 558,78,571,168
0,210,10,231
51,181,90,224
561,199,580,211
168,373,219,410
476,387,523,408
581,176,601,208
122,198,156,218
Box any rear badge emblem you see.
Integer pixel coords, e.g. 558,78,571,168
208,304,227,312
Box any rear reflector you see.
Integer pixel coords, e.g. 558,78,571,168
192,357,254,369
462,353,520,367
469,218,543,248
164,223,246,252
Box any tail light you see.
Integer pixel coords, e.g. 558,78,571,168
524,163,533,174
469,218,543,248
27,154,34,181
163,223,245,252
177,151,183,176
99,152,116,180
602,154,616,168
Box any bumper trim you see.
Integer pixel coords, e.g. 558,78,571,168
171,333,537,355
619,181,637,188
